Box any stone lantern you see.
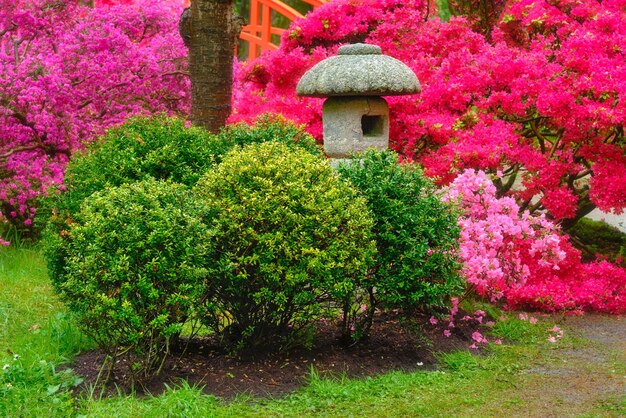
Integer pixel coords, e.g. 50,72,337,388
296,43,421,159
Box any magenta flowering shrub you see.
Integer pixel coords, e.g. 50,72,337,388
0,0,188,234
231,0,626,224
446,170,626,314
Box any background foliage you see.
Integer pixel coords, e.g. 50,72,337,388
0,0,188,235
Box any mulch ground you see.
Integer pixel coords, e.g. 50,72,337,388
72,310,487,399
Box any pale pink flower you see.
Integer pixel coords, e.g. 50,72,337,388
450,297,459,317
472,331,487,343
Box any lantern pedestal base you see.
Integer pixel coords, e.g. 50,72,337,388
322,96,389,159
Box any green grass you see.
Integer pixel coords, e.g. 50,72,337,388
0,246,92,416
0,247,623,417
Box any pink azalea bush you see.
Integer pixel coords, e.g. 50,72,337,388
0,0,188,233
445,170,626,314
231,0,626,224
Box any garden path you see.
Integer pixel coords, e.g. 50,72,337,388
511,314,625,417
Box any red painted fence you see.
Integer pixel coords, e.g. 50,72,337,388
241,0,328,60
102,1,326,60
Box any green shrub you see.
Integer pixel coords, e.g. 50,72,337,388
40,115,224,226
218,113,323,158
193,142,375,350
40,114,321,234
43,179,211,380
569,217,626,266
337,150,463,330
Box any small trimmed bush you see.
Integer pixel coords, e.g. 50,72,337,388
194,142,375,350
43,179,211,380
218,113,323,158
40,115,224,225
338,150,463,331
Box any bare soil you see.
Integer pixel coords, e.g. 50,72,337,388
72,310,486,398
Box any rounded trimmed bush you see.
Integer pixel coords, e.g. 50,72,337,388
193,141,375,349
337,150,463,316
41,115,224,223
44,179,212,379
218,113,323,158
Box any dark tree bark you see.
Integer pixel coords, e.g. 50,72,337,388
182,0,243,133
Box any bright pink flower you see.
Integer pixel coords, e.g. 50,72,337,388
450,297,460,317
233,0,626,223
0,0,189,233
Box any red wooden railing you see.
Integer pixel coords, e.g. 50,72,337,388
182,0,327,61
241,0,328,60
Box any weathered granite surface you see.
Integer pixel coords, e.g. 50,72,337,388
322,97,389,158
297,43,421,97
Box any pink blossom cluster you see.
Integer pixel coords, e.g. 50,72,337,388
446,170,626,314
444,170,566,300
231,0,626,222
0,0,188,232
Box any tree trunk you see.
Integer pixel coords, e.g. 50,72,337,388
185,0,242,133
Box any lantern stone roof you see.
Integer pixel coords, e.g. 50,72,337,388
296,43,421,98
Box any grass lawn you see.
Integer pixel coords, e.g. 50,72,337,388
0,246,624,417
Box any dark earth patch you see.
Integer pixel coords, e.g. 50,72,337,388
72,310,487,398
